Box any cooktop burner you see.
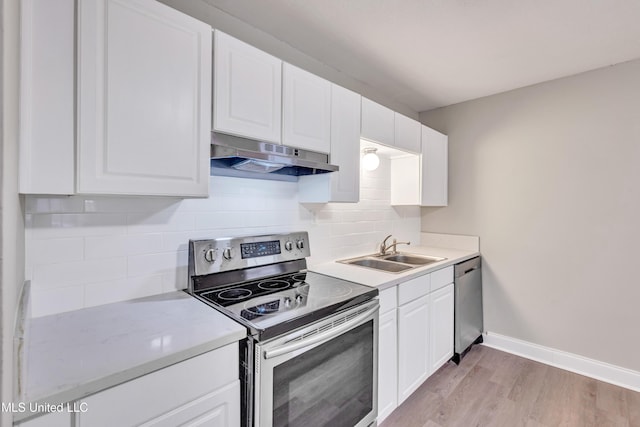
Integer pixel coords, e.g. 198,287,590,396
257,279,292,291
217,288,252,301
201,272,308,307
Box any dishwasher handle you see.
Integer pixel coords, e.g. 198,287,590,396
454,256,481,278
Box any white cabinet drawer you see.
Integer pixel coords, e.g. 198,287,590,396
378,286,397,314
78,344,238,427
430,266,453,292
398,274,430,306
141,380,240,427
15,411,71,427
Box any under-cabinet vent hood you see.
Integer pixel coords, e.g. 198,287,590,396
210,133,338,181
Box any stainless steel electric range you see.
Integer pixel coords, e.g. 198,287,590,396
188,232,379,427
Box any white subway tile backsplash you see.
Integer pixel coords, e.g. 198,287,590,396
25,161,420,317
194,211,244,230
32,258,127,289
84,234,163,259
84,275,164,307
31,285,85,317
30,237,84,265
127,251,186,278
126,211,195,234
29,213,127,238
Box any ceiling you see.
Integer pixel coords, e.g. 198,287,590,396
203,0,640,112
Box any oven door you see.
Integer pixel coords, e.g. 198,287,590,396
255,300,379,427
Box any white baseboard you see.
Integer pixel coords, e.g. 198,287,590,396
482,331,640,392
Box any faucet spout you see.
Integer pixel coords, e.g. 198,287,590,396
387,239,411,255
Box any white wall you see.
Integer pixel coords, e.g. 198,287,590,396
1,0,24,421
26,155,420,317
420,58,640,372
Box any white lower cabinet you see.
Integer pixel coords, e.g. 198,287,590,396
377,266,455,421
430,283,455,374
377,287,398,424
397,293,431,404
77,344,239,427
15,411,71,427
16,344,240,427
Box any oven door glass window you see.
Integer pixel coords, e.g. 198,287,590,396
272,321,374,427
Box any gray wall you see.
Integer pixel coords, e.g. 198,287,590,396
157,0,418,119
1,0,24,421
420,58,640,372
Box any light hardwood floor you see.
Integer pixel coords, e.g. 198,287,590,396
381,345,640,427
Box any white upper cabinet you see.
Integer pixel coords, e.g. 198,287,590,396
19,0,75,194
421,125,449,206
213,31,282,143
77,0,211,196
282,63,331,153
394,113,421,153
298,84,360,203
361,97,395,146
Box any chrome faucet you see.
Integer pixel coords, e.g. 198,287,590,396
379,235,411,255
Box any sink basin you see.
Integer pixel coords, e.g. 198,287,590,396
338,252,446,273
381,254,446,265
345,258,413,273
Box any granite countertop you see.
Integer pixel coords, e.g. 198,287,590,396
309,242,479,290
17,291,245,421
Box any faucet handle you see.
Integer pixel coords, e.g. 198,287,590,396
379,234,393,255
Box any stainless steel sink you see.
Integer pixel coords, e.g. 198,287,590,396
381,254,446,265
338,252,447,273
345,258,413,273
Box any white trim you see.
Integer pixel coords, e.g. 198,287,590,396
482,332,640,392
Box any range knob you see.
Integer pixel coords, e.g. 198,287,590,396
204,248,216,263
295,294,303,304
284,241,293,251
284,297,292,308
222,248,233,260
296,240,305,250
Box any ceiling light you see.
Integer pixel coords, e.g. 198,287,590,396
362,148,380,171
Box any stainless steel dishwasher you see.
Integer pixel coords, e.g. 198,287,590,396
452,256,483,364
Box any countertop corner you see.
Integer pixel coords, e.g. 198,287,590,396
19,291,245,421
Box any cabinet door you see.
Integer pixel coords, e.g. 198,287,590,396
430,283,454,373
19,0,75,194
77,0,211,196
394,113,421,153
77,344,238,427
377,309,398,423
15,411,71,427
420,125,448,206
361,97,394,146
397,294,430,404
142,381,240,427
298,84,360,203
282,63,331,153
214,31,282,143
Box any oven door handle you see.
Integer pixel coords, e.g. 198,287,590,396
264,303,379,360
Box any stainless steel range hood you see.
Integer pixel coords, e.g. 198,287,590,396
210,133,338,181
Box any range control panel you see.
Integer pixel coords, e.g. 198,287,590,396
190,232,311,277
